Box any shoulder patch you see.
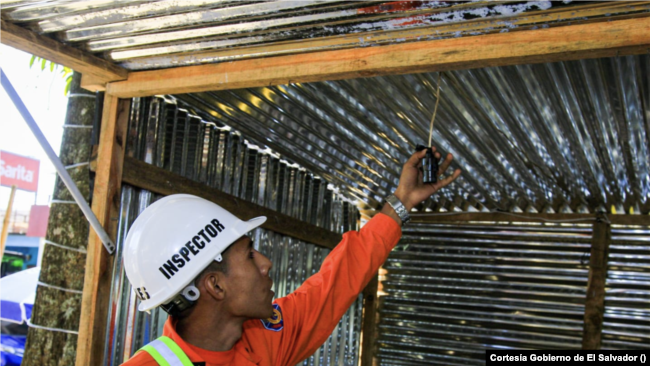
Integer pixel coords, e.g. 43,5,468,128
261,304,283,332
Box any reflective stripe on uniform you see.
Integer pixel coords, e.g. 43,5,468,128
138,336,194,366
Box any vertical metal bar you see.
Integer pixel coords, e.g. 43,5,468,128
266,156,280,211
154,102,169,169
303,173,313,224
179,109,191,177
582,213,612,349
313,177,324,226
184,115,203,180
125,98,140,158
168,106,180,174
293,168,305,219
277,161,289,215
214,127,229,189
221,129,235,193
143,98,160,165
198,124,211,184
231,133,245,198
257,152,270,206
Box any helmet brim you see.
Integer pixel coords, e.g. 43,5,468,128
242,216,267,233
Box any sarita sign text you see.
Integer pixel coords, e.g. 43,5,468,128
1,151,40,192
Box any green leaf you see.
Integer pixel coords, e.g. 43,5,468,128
40,58,47,71
49,62,55,72
29,55,36,68
64,74,73,96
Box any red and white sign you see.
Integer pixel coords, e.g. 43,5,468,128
0,151,40,192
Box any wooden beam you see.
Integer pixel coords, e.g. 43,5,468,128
360,274,379,366
107,17,650,98
121,156,342,249
410,212,650,226
582,213,612,350
1,20,127,85
76,96,130,366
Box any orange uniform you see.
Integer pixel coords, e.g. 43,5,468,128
122,213,401,366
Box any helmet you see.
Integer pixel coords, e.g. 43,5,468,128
123,194,266,312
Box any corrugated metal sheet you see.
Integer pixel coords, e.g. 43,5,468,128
180,53,650,215
3,1,649,70
377,223,650,365
103,96,362,365
382,222,587,362
602,228,650,349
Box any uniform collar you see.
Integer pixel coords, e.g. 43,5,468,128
162,317,261,365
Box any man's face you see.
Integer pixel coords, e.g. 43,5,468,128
222,236,275,319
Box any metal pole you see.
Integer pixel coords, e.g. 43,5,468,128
1,185,17,259
1,69,115,255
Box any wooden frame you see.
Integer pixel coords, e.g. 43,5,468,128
3,10,649,366
360,275,380,366
76,96,130,366
106,17,650,98
42,16,650,366
582,214,612,350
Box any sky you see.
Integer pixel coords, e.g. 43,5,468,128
1,44,68,213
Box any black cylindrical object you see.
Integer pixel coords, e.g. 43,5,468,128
416,145,438,184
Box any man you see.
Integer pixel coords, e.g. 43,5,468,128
122,148,461,366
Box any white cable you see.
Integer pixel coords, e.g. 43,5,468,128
26,319,79,335
62,125,93,129
44,240,87,254
65,162,90,169
67,93,95,99
37,281,83,294
50,199,76,204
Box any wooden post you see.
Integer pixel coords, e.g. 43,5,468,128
360,273,379,366
1,185,17,258
582,213,612,349
75,95,130,366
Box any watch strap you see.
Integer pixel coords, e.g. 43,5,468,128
385,194,410,225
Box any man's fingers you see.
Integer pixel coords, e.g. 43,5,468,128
436,168,461,188
438,153,454,175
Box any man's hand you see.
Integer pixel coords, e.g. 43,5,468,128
382,147,461,225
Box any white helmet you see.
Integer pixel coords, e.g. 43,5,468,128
123,194,266,312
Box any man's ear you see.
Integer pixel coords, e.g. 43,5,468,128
200,272,226,301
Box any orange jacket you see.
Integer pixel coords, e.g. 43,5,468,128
122,213,401,366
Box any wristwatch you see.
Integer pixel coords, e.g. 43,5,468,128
384,194,410,225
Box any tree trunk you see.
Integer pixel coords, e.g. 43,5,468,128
23,72,94,366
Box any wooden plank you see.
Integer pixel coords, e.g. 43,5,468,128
80,74,107,92
360,274,379,366
76,97,130,366
1,20,127,84
121,156,342,249
410,212,650,226
107,17,650,98
582,213,612,350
